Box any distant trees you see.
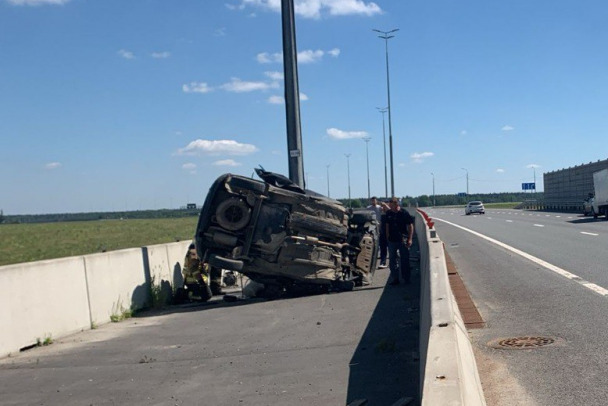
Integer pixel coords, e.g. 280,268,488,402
0,209,4,224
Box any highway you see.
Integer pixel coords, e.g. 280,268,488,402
426,207,608,406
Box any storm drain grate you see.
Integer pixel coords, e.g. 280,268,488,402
490,336,557,350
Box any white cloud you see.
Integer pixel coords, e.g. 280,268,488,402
460,130,467,136
182,82,213,93
326,128,368,140
502,125,514,131
257,52,282,64
268,92,308,104
213,159,242,167
182,163,197,174
214,28,227,37
117,49,135,60
176,139,258,156
257,48,340,64
151,51,171,59
526,164,541,169
298,49,325,63
45,162,62,170
496,168,505,173
7,0,70,5
265,71,284,80
220,77,279,92
410,152,434,163
236,0,382,19
268,95,284,104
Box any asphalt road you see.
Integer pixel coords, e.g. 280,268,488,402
426,207,608,406
0,261,421,406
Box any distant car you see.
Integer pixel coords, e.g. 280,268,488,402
465,201,485,215
583,197,594,216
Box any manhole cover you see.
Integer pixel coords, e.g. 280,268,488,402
489,336,558,350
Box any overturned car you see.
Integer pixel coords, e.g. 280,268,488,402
194,168,378,295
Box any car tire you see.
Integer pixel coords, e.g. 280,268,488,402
208,253,244,272
215,197,251,231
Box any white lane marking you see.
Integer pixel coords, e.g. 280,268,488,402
533,224,544,227
506,220,513,223
581,232,599,236
556,216,561,218
434,217,608,297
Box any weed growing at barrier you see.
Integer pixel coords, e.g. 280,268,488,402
110,298,133,323
36,334,53,347
149,275,171,309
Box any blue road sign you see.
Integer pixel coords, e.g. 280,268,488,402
522,182,536,190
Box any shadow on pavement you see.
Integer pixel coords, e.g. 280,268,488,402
346,237,421,406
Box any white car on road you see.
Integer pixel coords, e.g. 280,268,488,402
465,201,485,215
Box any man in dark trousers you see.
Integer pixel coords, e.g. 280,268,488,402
385,197,414,285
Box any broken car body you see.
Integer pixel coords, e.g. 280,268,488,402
194,168,378,293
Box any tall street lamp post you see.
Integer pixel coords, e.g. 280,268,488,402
326,164,331,197
281,0,304,188
431,172,436,206
461,168,469,195
363,137,371,199
345,154,352,207
373,28,398,197
377,107,388,198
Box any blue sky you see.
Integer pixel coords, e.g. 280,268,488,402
2,0,608,214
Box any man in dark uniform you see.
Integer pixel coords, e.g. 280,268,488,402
384,197,414,285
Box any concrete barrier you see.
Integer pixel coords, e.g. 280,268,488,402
0,257,91,357
0,240,192,359
84,248,148,325
416,210,486,405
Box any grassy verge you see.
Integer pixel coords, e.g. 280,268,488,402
0,217,198,266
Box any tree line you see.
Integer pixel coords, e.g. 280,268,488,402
1,192,543,224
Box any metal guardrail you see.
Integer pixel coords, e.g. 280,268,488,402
515,200,583,212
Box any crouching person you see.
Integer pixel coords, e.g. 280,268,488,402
180,244,212,302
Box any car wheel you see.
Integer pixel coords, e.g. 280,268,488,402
215,197,251,231
208,253,244,271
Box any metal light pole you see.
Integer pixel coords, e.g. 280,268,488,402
533,167,536,192
461,168,469,195
363,137,371,199
326,164,331,197
373,28,398,197
345,153,352,207
377,107,388,198
431,172,436,206
281,0,304,188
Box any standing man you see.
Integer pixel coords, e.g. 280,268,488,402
385,197,414,285
367,196,389,268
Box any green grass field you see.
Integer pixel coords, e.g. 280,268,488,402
0,217,198,267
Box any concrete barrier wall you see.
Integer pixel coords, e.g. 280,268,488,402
415,211,486,405
0,240,192,359
0,257,91,357
84,248,148,325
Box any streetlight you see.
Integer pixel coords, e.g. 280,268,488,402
461,168,469,195
345,154,352,207
431,172,436,207
377,107,388,198
326,164,331,197
373,28,399,197
363,136,371,199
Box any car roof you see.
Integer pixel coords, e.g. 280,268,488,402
468,201,483,205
